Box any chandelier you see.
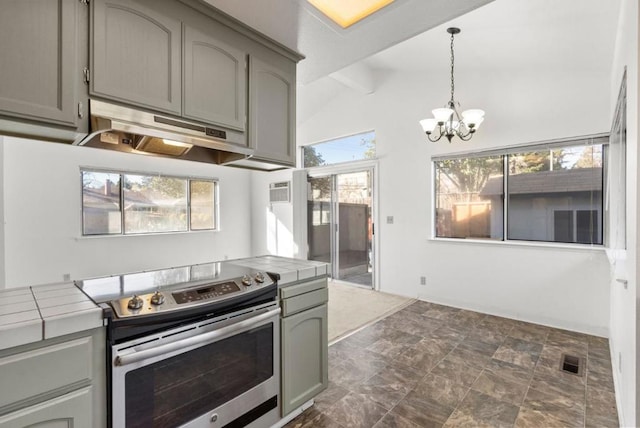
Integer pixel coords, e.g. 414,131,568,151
420,27,484,142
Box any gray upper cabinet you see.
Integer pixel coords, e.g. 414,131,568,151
0,0,80,127
183,26,246,131
249,56,296,166
0,0,302,151
92,0,182,115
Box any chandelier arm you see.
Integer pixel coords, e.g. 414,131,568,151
457,120,470,135
426,126,443,142
456,130,474,141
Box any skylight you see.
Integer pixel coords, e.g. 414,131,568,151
307,0,394,28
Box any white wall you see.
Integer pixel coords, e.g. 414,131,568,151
250,169,296,258
1,137,253,288
608,0,638,425
296,66,613,336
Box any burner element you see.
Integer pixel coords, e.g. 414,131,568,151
150,291,165,305
242,274,253,286
127,295,144,310
255,272,265,283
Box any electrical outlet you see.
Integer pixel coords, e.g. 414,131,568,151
62,273,71,281
420,276,426,285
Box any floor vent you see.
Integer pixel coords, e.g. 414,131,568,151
560,353,585,376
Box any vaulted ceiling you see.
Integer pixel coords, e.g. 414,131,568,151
202,0,622,127
202,0,494,83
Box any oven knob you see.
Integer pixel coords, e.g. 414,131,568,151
150,291,165,305
127,295,144,310
255,272,265,283
241,274,252,286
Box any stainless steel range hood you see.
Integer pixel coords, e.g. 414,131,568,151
75,100,253,164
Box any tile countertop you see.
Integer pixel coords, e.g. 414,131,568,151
0,256,327,351
228,255,329,285
0,282,103,351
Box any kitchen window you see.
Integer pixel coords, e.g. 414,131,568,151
82,170,218,236
433,135,606,245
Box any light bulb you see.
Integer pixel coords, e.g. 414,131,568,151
163,139,193,149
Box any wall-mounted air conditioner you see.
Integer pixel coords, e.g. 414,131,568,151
269,181,291,203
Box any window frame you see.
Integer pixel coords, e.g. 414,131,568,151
431,133,608,247
80,168,219,237
301,130,377,168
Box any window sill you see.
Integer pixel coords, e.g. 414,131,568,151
429,237,606,252
605,248,627,263
76,229,219,240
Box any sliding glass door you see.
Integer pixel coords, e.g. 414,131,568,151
308,169,374,288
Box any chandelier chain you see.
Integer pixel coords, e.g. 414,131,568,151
450,31,455,104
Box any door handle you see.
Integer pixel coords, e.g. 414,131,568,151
114,307,281,366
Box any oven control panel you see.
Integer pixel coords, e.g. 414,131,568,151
173,281,241,304
109,271,274,319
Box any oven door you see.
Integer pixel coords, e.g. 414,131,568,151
111,302,280,428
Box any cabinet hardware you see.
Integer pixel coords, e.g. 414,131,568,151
79,0,89,5
78,102,84,119
83,67,90,84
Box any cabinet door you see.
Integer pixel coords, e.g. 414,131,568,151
183,26,246,132
92,0,181,115
281,304,328,416
0,387,92,428
0,0,79,127
249,57,296,166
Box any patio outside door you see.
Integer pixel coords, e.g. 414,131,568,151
307,169,374,288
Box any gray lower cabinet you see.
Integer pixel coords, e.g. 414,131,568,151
0,387,92,428
0,0,82,127
183,25,247,131
92,0,182,115
249,56,296,166
0,328,106,428
281,303,329,416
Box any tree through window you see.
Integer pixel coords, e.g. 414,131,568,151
433,137,605,245
81,170,217,236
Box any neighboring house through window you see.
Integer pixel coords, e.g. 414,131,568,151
81,170,218,236
433,135,607,245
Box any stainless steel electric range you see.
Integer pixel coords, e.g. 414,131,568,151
77,261,280,428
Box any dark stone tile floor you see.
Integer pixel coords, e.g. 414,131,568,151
284,300,619,428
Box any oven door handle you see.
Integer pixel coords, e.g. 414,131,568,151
114,307,281,367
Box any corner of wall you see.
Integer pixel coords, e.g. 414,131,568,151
291,169,308,259
0,137,5,290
